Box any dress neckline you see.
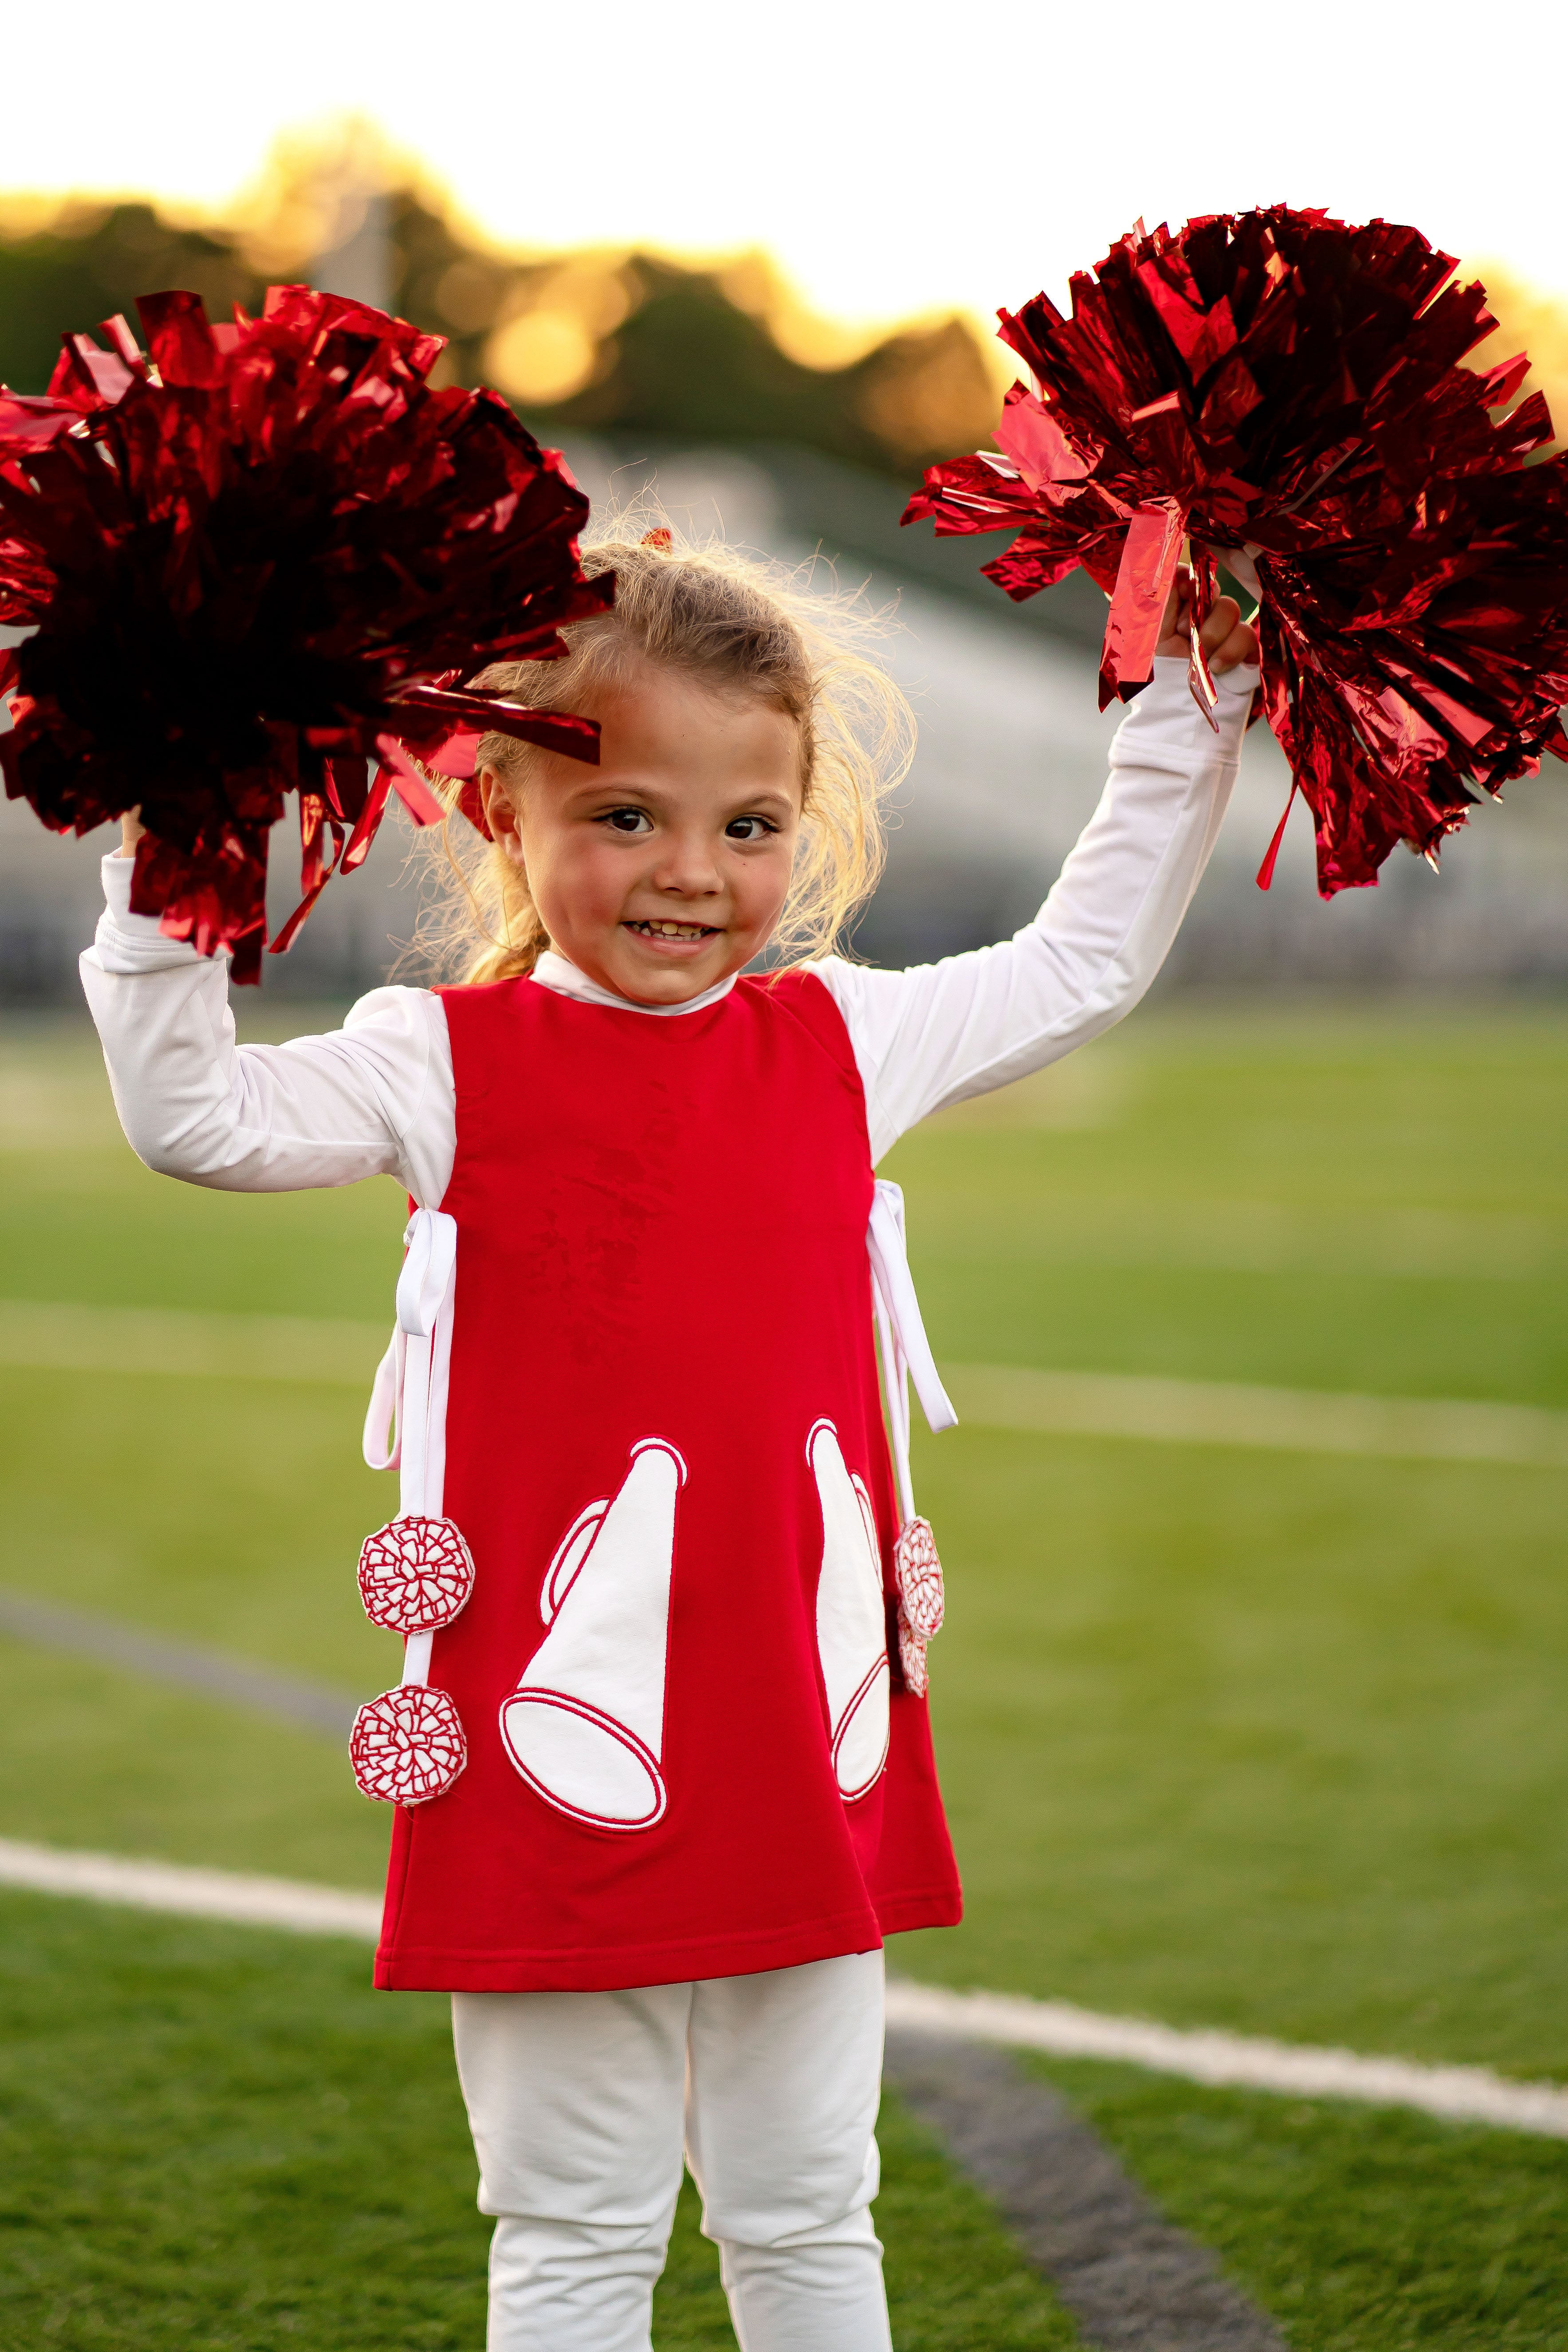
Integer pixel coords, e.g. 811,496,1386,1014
530,949,740,1020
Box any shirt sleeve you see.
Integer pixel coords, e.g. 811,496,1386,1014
78,853,457,1204
812,653,1257,1162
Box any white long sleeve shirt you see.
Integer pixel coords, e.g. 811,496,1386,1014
79,657,1256,1202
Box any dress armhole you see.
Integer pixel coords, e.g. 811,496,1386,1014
746,969,864,1091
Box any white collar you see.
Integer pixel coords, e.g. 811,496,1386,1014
531,948,739,1019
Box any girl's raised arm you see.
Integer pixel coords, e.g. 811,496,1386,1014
79,850,455,1203
813,654,1258,1161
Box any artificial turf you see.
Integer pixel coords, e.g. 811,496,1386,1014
884,1007,1568,2076
0,1890,1076,2351
1027,2054,1568,2351
4,1003,1568,2344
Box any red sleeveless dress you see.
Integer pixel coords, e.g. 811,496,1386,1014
372,968,962,1993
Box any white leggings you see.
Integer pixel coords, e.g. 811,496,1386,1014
451,1949,892,2352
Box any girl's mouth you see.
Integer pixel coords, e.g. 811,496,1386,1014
624,920,720,942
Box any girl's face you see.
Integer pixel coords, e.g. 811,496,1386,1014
479,659,804,1006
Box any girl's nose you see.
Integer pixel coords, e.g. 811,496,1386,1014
653,832,723,897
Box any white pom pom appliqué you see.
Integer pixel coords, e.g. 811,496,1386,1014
350,1685,467,1805
895,1517,944,1639
893,1516,943,1696
898,1617,930,1697
358,1514,475,1634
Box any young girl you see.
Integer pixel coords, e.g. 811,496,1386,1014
82,533,1258,2352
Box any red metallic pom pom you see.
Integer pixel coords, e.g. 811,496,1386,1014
0,287,613,979
905,209,1568,896
349,1684,467,1806
358,1514,476,1635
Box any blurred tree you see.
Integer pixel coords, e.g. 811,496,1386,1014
0,179,1001,477
506,257,1001,476
389,186,527,385
1463,262,1568,452
0,205,262,391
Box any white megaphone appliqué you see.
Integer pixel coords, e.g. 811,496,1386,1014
500,1438,686,1831
808,1417,890,1802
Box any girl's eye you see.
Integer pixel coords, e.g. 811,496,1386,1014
604,808,653,834
725,815,775,842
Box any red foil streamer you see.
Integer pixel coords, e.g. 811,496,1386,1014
904,210,1568,895
0,286,613,977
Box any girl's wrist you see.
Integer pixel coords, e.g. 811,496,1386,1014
118,811,144,858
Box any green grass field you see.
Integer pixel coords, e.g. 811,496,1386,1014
0,1892,1075,2352
3,999,1568,2346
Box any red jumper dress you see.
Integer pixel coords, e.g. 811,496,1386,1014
371,967,963,1993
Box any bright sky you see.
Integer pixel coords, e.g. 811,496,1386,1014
5,0,1565,339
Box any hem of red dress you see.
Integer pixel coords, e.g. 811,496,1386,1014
373,1905,887,1994
874,1887,963,1936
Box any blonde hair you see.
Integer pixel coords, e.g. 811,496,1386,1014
416,529,914,985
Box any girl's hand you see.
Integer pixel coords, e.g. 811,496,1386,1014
118,809,144,859
1156,564,1258,672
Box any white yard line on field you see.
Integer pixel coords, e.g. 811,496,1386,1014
2,1836,1565,2139
0,1297,385,1384
881,1981,1568,2141
944,1361,1568,1468
5,1297,1568,1467
0,1837,381,1938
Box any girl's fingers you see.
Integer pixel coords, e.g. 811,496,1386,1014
1153,565,1193,657
1151,573,1260,669
1158,562,1192,641
1191,593,1260,675
1197,593,1241,651
1210,617,1260,673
